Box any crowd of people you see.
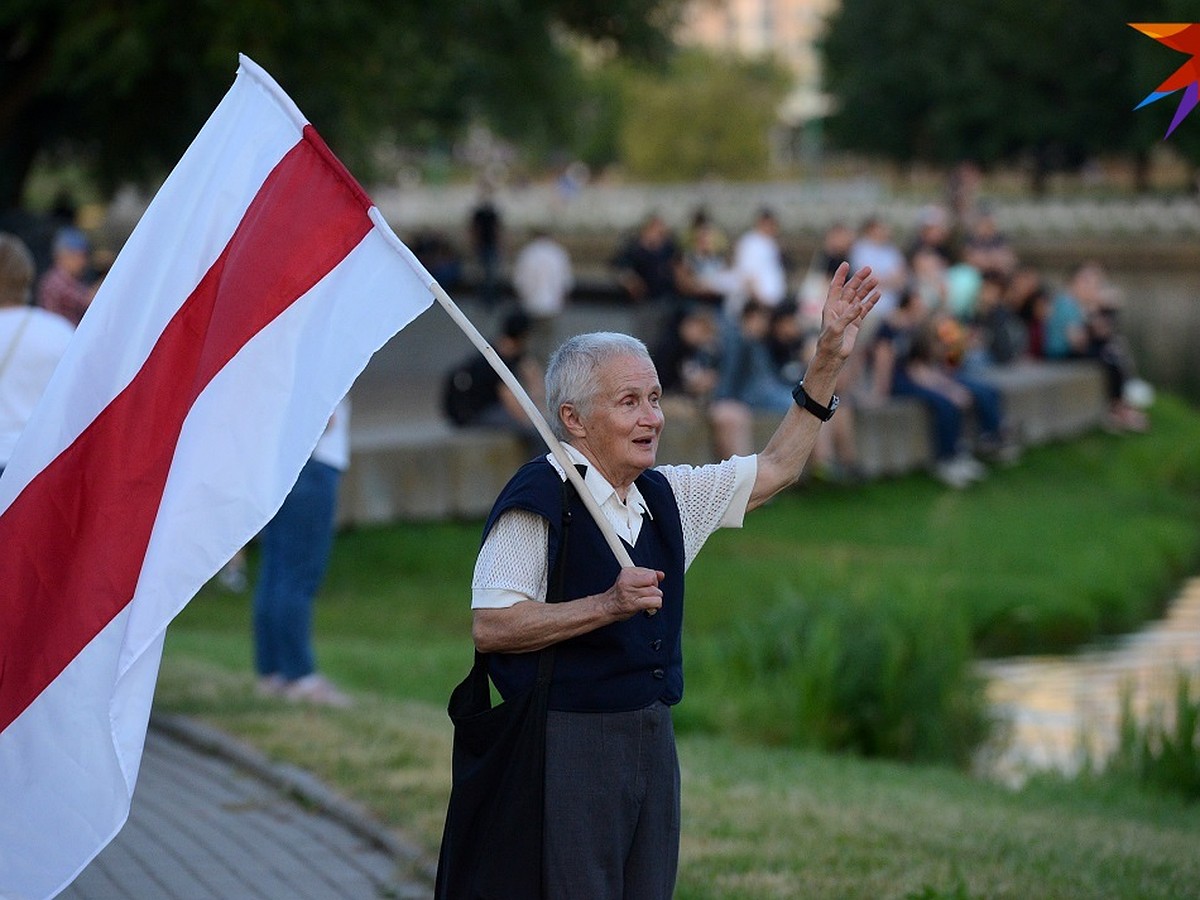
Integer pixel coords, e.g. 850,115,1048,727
442,195,1151,490
611,201,1150,489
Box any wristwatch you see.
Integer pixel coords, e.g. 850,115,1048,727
792,382,839,421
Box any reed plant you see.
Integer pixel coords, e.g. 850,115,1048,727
1109,672,1200,801
686,586,988,765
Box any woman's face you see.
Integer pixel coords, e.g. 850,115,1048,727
568,353,664,490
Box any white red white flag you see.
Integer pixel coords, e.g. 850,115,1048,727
0,55,434,899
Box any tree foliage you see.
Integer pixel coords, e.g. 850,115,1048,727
821,0,1199,186
0,0,685,207
618,50,792,181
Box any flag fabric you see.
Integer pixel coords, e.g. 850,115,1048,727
0,55,434,899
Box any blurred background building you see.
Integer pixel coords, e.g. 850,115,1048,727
680,0,837,166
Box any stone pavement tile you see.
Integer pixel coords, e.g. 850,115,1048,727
60,728,423,899
58,857,125,900
135,742,304,898
275,807,400,890
136,788,301,899
159,726,410,897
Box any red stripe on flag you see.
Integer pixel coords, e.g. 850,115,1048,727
0,127,372,731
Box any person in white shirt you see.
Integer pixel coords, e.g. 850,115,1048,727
728,207,788,318
457,262,880,898
512,229,573,362
850,215,908,322
0,233,74,475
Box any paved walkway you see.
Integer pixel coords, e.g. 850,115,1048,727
60,718,432,899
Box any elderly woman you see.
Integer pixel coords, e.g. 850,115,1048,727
467,263,879,898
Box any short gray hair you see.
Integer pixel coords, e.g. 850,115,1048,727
545,332,651,441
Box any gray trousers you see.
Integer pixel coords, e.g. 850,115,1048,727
543,701,680,899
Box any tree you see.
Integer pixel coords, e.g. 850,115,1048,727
0,0,684,208
820,0,1189,191
618,50,792,181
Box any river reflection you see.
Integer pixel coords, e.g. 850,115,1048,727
975,577,1200,787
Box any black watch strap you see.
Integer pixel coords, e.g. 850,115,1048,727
792,382,839,421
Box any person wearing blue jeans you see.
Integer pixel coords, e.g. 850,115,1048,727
871,288,1014,489
891,366,1004,460
253,399,351,706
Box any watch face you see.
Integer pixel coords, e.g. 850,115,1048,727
793,383,837,420
812,394,836,420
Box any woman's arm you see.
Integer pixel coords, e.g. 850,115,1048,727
472,567,665,653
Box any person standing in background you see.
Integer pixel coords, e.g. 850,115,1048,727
253,397,353,707
469,183,503,307
512,229,573,363
729,207,788,318
0,233,74,478
850,216,907,322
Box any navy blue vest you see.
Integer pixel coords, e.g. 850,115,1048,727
483,459,686,712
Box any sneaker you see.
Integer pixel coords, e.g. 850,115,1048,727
955,454,988,482
283,674,353,709
934,459,973,489
215,558,248,593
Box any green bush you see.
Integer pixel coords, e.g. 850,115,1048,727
700,586,989,766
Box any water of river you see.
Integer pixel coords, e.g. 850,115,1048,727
976,577,1200,787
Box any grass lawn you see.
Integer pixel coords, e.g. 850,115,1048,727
154,660,1200,899
156,394,1200,897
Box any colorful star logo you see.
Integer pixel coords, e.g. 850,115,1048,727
1131,23,1200,138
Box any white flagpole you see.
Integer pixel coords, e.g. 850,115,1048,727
430,282,636,570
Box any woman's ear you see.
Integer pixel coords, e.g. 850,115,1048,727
560,403,586,439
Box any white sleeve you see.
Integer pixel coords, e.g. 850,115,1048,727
470,508,550,608
656,454,757,571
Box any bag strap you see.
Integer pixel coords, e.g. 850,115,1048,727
533,472,576,684
548,469,577,604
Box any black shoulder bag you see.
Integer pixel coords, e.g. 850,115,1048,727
434,480,573,899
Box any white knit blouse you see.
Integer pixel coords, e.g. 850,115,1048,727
471,444,757,609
